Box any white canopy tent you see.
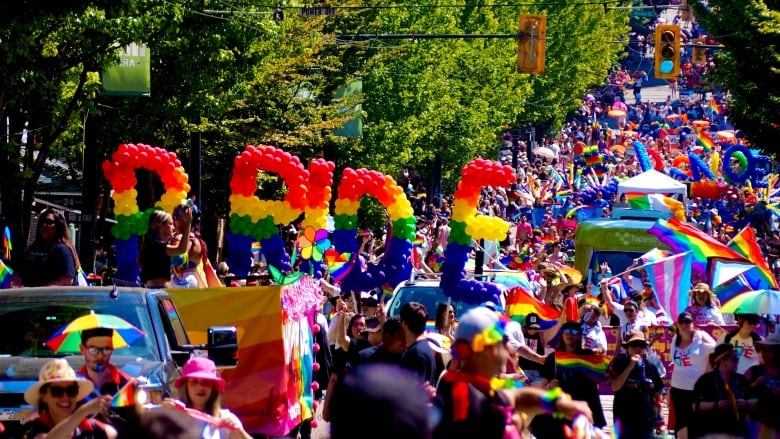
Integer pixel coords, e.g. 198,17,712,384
617,169,688,200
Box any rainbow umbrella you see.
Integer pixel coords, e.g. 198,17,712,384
721,289,780,315
45,312,144,352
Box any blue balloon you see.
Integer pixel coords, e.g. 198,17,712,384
226,232,253,276
114,236,140,285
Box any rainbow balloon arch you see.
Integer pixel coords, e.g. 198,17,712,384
101,144,515,303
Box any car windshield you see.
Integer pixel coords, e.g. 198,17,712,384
0,301,159,361
587,251,644,283
387,285,477,320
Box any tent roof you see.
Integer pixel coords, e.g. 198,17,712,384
617,169,687,198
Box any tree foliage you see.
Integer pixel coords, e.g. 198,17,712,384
693,0,780,156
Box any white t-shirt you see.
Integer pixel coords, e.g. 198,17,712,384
717,332,761,374
505,320,526,350
582,322,607,352
671,330,717,390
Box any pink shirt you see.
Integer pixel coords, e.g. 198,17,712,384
515,222,532,242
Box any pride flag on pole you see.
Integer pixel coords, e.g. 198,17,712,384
0,259,13,289
697,130,715,152
505,287,560,329
727,226,779,289
645,251,693,322
648,218,744,276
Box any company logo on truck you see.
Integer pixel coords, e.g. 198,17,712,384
607,230,659,246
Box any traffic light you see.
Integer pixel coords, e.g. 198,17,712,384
654,24,681,79
692,38,707,64
517,14,547,75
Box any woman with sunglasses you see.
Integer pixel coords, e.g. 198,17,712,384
18,209,80,287
608,330,665,439
689,343,758,439
139,208,192,288
669,311,716,439
434,303,456,341
531,321,606,439
22,358,116,439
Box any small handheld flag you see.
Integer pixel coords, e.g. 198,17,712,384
110,381,136,408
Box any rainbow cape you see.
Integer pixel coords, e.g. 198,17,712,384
626,193,685,221
0,259,13,289
554,351,610,382
648,218,744,275
505,287,560,329
727,226,779,289
697,130,715,152
110,381,135,408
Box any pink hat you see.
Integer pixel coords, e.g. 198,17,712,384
174,357,225,392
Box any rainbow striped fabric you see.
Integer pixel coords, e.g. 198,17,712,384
709,97,720,115
0,259,13,289
505,287,560,329
727,226,779,289
626,193,685,221
648,218,744,275
110,381,135,408
554,351,610,382
697,130,715,152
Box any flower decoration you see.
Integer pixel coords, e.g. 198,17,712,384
297,226,331,262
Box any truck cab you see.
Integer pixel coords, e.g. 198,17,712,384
0,286,236,437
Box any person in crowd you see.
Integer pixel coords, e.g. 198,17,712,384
17,209,80,287
329,364,434,439
164,357,251,439
139,208,192,288
434,302,456,340
684,283,725,326
327,293,356,346
355,318,407,366
717,313,763,375
608,330,665,439
434,307,593,439
399,302,438,384
669,311,717,439
580,304,607,354
21,358,117,439
77,328,133,399
532,321,606,438
615,300,648,354
745,333,780,438
516,313,547,385
642,290,671,326
170,204,222,288
118,410,201,439
689,343,758,439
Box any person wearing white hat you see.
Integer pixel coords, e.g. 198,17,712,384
21,358,116,439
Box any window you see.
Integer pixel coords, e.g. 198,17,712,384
158,299,190,348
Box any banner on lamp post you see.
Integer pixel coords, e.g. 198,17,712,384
101,42,151,97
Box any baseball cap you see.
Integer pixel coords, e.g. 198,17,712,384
454,307,508,353
525,313,541,329
678,311,694,323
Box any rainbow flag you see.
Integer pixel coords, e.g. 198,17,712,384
626,193,685,221
2,226,10,261
554,263,582,285
491,271,532,291
648,218,745,276
697,130,715,152
251,241,261,254
727,226,779,289
554,351,610,382
638,248,670,265
709,97,720,115
111,381,135,408
505,287,560,329
0,259,13,289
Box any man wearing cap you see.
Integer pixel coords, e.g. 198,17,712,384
434,307,592,439
77,328,133,400
516,313,547,384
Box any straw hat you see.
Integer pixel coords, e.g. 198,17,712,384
24,359,94,406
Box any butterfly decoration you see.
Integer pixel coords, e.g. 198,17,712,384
297,226,331,262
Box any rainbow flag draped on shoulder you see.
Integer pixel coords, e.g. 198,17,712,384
505,287,560,329
554,351,610,382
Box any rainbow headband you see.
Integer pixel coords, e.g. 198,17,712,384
469,315,510,353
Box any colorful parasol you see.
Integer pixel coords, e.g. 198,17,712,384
721,289,780,315
45,312,144,352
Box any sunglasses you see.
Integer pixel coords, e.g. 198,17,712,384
624,308,636,313
41,218,57,226
562,328,581,335
628,342,648,349
86,346,114,356
48,384,79,398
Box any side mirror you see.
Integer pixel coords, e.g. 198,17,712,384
207,326,238,368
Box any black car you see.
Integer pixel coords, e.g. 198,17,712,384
0,286,236,437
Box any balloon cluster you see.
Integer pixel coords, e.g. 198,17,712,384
102,143,190,282
721,144,770,186
228,145,311,274
298,159,335,277
690,180,730,200
440,159,516,305
332,168,414,292
577,179,619,205
581,145,602,166
633,141,653,173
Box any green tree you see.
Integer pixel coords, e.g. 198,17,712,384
693,0,780,156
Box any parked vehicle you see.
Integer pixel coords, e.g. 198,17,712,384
0,286,237,437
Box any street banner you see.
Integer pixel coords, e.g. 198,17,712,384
101,42,151,96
